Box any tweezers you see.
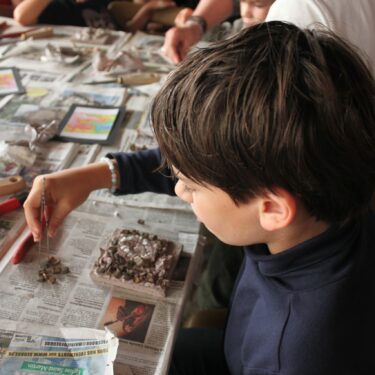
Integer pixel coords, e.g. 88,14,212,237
39,177,49,262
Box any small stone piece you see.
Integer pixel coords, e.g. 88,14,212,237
37,256,70,284
47,275,57,284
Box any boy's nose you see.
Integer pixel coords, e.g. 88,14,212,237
174,180,193,204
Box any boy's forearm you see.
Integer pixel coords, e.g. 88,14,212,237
192,0,233,29
13,0,52,25
69,161,120,191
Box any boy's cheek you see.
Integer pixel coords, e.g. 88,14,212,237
188,203,202,223
174,181,183,198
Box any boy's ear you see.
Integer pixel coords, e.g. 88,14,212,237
258,188,297,231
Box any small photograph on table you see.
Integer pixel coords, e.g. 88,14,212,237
101,297,155,343
57,104,124,144
0,67,25,96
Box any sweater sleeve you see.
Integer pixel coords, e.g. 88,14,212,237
107,148,176,196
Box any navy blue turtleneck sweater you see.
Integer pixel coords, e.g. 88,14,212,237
110,148,375,375
225,214,375,374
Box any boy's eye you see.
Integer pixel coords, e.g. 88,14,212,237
184,184,195,193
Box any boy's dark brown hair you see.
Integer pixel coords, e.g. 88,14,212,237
151,21,375,223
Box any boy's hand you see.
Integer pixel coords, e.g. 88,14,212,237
23,160,115,241
24,172,91,241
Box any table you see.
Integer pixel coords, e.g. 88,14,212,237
0,17,204,375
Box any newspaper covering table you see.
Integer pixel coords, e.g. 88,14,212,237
0,18,204,375
0,319,119,375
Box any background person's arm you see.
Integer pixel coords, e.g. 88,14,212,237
124,0,175,32
13,0,52,25
162,0,234,64
192,0,233,30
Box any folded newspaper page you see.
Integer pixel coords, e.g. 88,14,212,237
0,319,119,375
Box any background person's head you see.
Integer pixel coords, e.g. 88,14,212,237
152,22,375,230
240,0,275,27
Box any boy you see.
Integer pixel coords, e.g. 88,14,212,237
24,22,375,374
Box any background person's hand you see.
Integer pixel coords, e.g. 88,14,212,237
174,7,193,27
161,23,202,64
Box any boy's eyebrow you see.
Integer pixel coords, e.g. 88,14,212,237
178,175,190,183
171,167,188,183
170,167,177,179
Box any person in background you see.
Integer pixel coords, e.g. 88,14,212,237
12,0,199,29
162,0,375,72
0,0,21,18
112,0,198,32
13,0,113,27
266,0,375,76
162,0,273,63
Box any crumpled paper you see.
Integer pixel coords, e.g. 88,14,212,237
6,120,59,152
41,44,82,64
25,120,59,150
92,50,144,75
74,27,112,44
0,141,36,168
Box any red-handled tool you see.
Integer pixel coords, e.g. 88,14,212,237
12,177,48,265
0,192,28,215
12,231,35,264
12,213,46,264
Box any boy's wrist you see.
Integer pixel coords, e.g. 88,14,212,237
100,157,117,193
72,161,118,192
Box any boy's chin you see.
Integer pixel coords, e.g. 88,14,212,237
205,226,249,247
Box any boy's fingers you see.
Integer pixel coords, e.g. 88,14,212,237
47,203,71,238
23,201,42,242
23,175,47,240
